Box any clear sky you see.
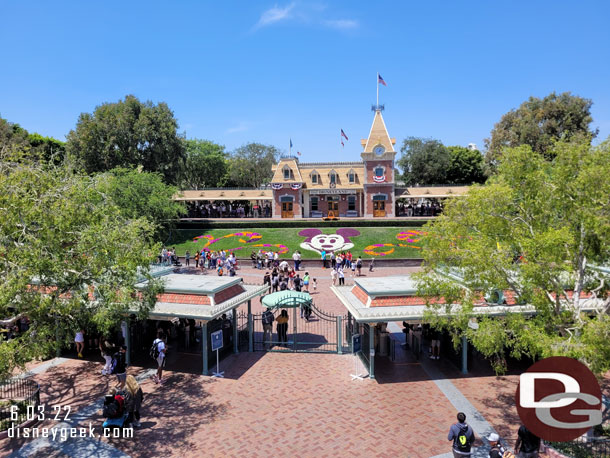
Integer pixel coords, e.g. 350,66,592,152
1,1,609,161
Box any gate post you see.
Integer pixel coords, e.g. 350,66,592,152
202,321,208,376
232,308,239,354
248,314,253,352
337,316,342,354
292,306,297,351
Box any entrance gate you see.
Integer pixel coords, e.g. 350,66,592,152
237,304,350,353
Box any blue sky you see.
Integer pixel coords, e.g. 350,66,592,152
1,1,609,161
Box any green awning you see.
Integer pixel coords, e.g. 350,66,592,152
261,291,312,309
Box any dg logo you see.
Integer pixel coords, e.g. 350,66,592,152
516,356,602,441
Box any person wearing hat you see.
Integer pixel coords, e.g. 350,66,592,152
488,433,514,458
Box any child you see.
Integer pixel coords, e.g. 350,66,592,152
312,278,317,292
351,261,356,277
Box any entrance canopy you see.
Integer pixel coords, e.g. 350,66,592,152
261,291,312,309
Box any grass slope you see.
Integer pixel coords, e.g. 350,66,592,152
166,226,423,259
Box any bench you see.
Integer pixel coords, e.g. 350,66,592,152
310,211,323,218
345,210,359,217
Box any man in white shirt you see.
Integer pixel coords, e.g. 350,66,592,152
279,260,289,273
152,330,167,385
292,250,301,271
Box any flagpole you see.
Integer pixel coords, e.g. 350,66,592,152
376,72,379,108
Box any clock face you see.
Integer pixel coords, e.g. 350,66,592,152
374,145,385,155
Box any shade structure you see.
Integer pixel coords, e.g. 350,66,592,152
261,291,312,309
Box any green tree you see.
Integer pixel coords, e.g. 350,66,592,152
417,140,610,375
65,95,186,184
227,142,279,188
180,139,228,189
0,116,30,157
98,167,186,241
446,146,486,185
485,92,597,169
27,133,66,165
0,158,162,380
398,137,451,185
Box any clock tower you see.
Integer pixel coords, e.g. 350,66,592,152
361,108,396,217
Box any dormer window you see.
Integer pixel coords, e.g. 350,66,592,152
348,170,356,183
283,166,292,180
329,170,337,184
312,173,318,184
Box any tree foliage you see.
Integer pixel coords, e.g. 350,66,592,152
227,142,279,188
417,139,610,374
446,146,486,185
485,92,597,169
65,95,186,184
398,137,451,186
0,157,162,379
180,139,228,189
0,115,65,164
98,168,186,241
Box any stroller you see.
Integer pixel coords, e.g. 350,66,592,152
102,393,131,434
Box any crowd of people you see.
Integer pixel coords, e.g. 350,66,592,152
396,199,444,217
186,201,272,218
448,411,541,458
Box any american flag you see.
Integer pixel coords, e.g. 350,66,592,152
378,74,387,86
341,139,344,148
297,151,301,156
341,129,349,141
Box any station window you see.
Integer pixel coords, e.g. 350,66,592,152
311,173,318,184
330,173,336,184
311,197,318,211
374,167,384,177
348,195,356,211
283,167,292,180
348,172,355,183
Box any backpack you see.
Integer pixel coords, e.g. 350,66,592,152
455,424,472,453
150,340,160,360
103,394,125,419
262,311,274,325
109,356,118,374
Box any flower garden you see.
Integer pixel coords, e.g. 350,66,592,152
167,227,425,259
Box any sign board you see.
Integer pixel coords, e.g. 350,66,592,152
352,334,361,354
211,329,223,352
310,189,356,195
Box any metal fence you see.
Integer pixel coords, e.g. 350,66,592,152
0,378,41,431
547,437,610,458
236,307,349,354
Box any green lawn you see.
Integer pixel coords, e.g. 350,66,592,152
166,226,423,259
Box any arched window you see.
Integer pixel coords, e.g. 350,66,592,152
283,166,293,180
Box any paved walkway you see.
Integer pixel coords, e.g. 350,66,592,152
2,265,542,457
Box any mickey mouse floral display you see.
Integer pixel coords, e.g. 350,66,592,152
363,230,423,256
298,228,361,255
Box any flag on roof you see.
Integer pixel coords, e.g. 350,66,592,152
341,139,344,148
290,139,293,148
378,74,387,86
341,129,349,141
297,151,301,156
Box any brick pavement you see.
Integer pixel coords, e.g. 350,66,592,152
1,264,574,457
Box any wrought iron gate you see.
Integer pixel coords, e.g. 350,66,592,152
237,305,350,353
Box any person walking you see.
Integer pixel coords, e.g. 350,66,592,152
487,433,511,458
303,272,310,293
99,337,114,375
448,412,475,458
75,329,85,358
112,345,127,389
185,250,190,267
330,268,338,286
151,330,167,385
515,424,540,458
276,310,289,344
124,375,144,427
338,266,345,286
292,250,301,271
356,256,363,276
262,307,274,348
263,271,271,293
369,257,375,272
320,250,326,269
